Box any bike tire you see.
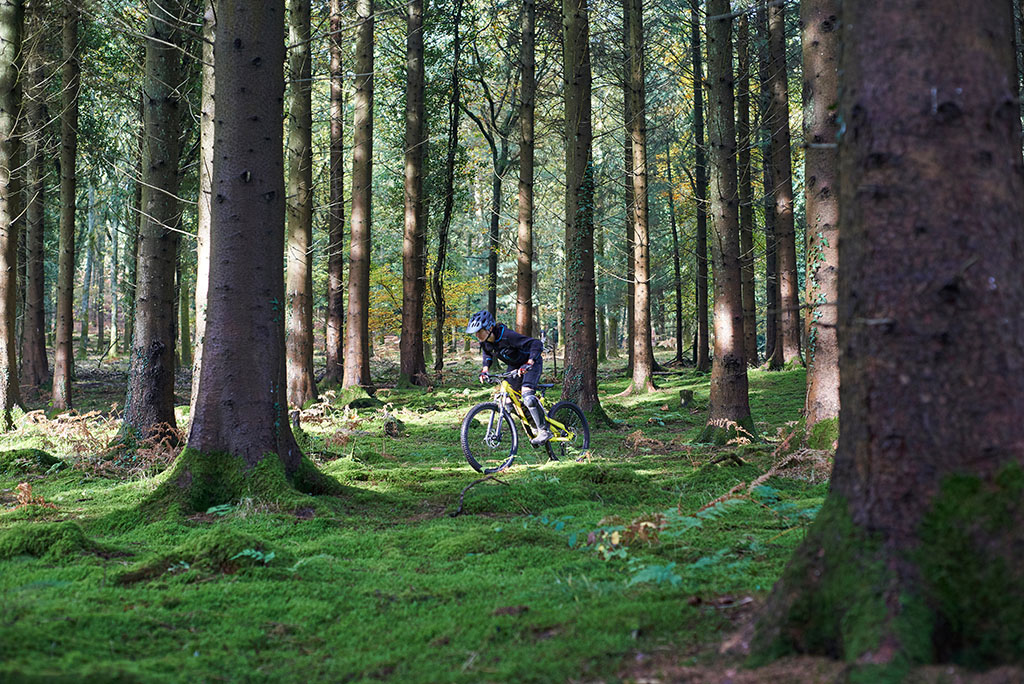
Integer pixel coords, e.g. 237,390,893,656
461,402,519,473
546,401,590,461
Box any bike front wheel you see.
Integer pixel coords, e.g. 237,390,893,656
546,401,590,461
461,402,519,473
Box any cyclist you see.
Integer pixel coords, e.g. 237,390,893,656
466,310,551,446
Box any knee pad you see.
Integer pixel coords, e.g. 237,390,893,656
522,390,540,409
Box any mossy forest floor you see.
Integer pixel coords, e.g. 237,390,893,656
0,349,960,682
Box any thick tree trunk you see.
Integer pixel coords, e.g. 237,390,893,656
624,0,655,394
343,0,373,389
174,0,314,511
399,0,428,386
285,0,317,407
124,0,189,440
19,0,46,390
765,0,802,367
324,0,345,386
191,0,214,411
753,0,1024,670
562,0,605,419
52,1,79,412
515,0,535,336
691,0,709,372
801,0,840,432
0,0,23,429
698,0,754,444
736,12,758,367
624,133,634,376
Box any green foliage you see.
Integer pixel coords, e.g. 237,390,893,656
0,521,100,561
0,449,61,476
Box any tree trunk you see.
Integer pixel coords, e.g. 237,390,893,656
736,11,758,367
399,0,428,386
178,259,191,368
191,0,214,411
324,0,345,386
173,0,317,512
124,0,188,441
624,0,655,394
666,150,683,364
0,0,23,428
515,0,535,336
430,0,463,371
753,0,1024,669
698,0,754,444
765,0,802,367
78,197,94,358
562,0,605,419
343,0,373,389
52,0,79,412
95,222,106,353
691,0,710,372
20,0,47,391
757,2,777,366
801,0,840,432
285,0,317,407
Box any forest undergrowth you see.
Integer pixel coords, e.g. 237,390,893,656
2,351,840,682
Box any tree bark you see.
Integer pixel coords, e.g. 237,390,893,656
757,2,776,366
179,0,305,502
285,0,317,407
399,0,428,386
562,0,605,418
765,0,802,367
343,0,373,389
736,11,758,367
698,0,754,443
801,0,840,431
52,0,79,412
691,0,709,372
515,0,535,336
19,0,46,392
666,150,684,364
324,0,345,386
0,0,23,428
623,0,655,394
753,0,1024,669
124,0,189,440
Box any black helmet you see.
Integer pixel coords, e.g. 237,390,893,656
466,310,496,334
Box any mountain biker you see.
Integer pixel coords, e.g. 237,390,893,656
466,310,551,446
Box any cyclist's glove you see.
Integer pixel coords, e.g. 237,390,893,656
479,372,489,383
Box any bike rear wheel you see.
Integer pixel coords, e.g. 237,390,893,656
461,402,519,473
546,401,590,461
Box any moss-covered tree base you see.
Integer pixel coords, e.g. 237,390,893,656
333,385,383,409
0,448,62,475
805,417,838,451
143,448,344,515
695,415,759,445
751,466,1024,679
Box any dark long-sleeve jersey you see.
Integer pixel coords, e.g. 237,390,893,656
480,323,543,369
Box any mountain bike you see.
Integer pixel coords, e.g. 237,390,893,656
460,370,590,474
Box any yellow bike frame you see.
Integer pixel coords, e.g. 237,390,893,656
495,379,574,444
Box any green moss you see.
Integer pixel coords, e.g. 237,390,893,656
0,448,62,475
694,415,760,445
916,463,1024,667
806,417,839,451
0,521,100,561
333,386,383,409
116,526,289,584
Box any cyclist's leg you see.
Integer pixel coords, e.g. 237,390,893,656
521,362,550,445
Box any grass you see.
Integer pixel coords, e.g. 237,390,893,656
0,351,827,682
